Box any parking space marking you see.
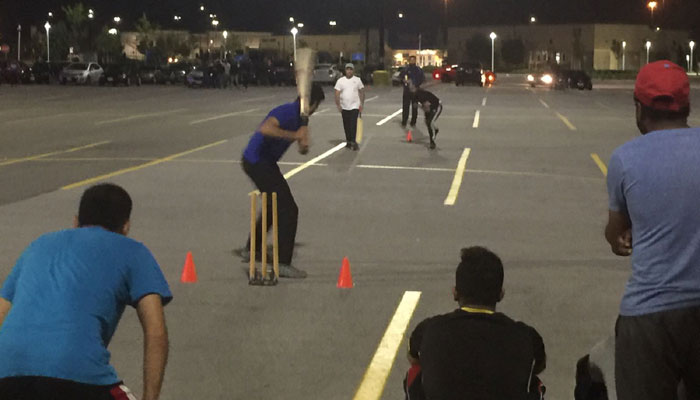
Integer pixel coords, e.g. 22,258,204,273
539,99,550,109
353,291,421,400
0,141,111,167
357,164,454,172
283,143,347,179
96,109,187,126
472,110,480,128
366,95,379,102
482,97,487,106
315,108,330,114
237,95,277,104
591,153,608,176
61,140,228,190
555,112,577,131
189,108,259,125
444,148,471,206
376,109,402,126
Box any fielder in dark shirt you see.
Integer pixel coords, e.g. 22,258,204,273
412,88,442,150
407,247,546,400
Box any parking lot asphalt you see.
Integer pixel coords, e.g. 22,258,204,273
1,78,699,399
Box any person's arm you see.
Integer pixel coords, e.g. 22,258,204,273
0,298,11,329
259,116,305,142
531,328,546,375
359,88,365,113
335,89,342,112
416,66,425,87
137,294,169,400
605,211,632,256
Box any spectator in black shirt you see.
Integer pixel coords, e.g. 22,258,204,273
412,87,442,149
407,246,546,400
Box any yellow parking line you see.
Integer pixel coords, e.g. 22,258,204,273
556,112,577,131
444,148,471,206
0,141,111,167
353,291,421,400
61,140,227,190
591,153,608,176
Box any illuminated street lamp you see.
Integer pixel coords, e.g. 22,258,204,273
646,40,652,64
88,9,94,19
200,5,205,11
222,30,228,60
212,19,219,27
329,21,337,27
113,16,121,24
398,12,404,19
690,41,696,74
530,16,537,23
622,41,626,71
647,1,657,24
297,23,304,28
289,17,295,23
174,15,182,21
48,12,53,18
489,32,497,72
44,22,51,62
291,27,298,61
108,28,118,35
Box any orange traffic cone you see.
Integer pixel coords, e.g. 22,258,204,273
180,251,198,283
406,130,413,142
337,257,354,288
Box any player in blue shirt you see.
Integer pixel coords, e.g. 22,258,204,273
399,56,425,128
237,84,326,279
0,183,172,400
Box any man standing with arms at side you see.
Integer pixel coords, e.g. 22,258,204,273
605,60,700,400
334,63,365,150
399,55,424,129
0,183,171,400
235,84,326,279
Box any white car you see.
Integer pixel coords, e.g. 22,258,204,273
60,62,104,85
312,64,342,85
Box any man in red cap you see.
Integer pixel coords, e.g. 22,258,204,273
605,60,699,400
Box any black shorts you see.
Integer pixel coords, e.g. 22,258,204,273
0,376,136,400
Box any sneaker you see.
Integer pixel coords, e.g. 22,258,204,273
346,141,352,149
351,142,359,151
434,128,439,139
278,264,308,279
401,123,407,129
429,141,436,150
410,123,416,128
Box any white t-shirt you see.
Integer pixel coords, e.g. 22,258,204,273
334,76,364,110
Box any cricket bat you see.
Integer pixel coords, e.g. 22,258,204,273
356,113,363,143
294,48,317,154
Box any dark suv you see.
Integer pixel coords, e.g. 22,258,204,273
100,64,141,86
455,62,484,86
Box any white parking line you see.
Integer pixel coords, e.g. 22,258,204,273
376,109,402,126
96,109,187,126
189,108,259,125
365,95,379,102
238,95,277,104
539,98,550,109
353,291,422,400
315,108,330,114
444,148,471,206
283,143,347,179
472,110,480,128
482,97,487,106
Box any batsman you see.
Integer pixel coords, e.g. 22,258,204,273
236,52,325,279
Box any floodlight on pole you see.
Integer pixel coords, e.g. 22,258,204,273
622,41,626,71
44,22,51,62
489,32,497,72
48,12,53,18
212,19,219,28
108,28,118,35
289,17,295,23
200,5,205,11
530,16,536,23
297,23,304,28
647,1,657,24
646,40,652,64
291,27,298,61
329,21,337,27
398,12,404,18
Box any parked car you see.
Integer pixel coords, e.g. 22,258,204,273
1,60,32,84
455,62,484,86
60,62,103,85
138,65,168,84
433,64,459,82
99,64,141,86
312,63,341,85
562,70,593,90
270,61,295,86
29,62,51,84
392,66,406,86
186,65,217,87
484,71,497,86
166,62,193,84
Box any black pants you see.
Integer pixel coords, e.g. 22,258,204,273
615,305,700,400
0,376,128,399
341,109,359,143
424,103,443,141
402,88,418,126
242,158,298,265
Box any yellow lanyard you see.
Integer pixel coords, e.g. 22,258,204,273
460,306,494,315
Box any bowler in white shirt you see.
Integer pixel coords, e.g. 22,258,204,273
334,63,365,151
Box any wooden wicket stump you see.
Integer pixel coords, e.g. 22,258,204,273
249,192,279,286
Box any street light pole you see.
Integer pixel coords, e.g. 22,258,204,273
44,22,51,62
489,32,497,72
17,25,21,61
622,41,626,71
690,41,696,74
291,27,298,62
646,40,651,64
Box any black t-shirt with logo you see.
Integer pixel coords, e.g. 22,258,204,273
409,309,546,400
414,89,440,111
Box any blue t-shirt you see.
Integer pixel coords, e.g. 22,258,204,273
242,101,301,164
607,127,700,316
0,227,172,385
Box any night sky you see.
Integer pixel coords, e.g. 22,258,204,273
2,0,698,43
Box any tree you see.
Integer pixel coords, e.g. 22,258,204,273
62,3,90,53
501,38,525,66
135,13,157,55
49,21,71,61
95,27,122,63
465,33,490,65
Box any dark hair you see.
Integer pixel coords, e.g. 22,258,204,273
310,82,325,106
456,246,504,306
78,183,132,233
636,97,690,121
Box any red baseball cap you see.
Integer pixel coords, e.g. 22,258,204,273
635,60,690,111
